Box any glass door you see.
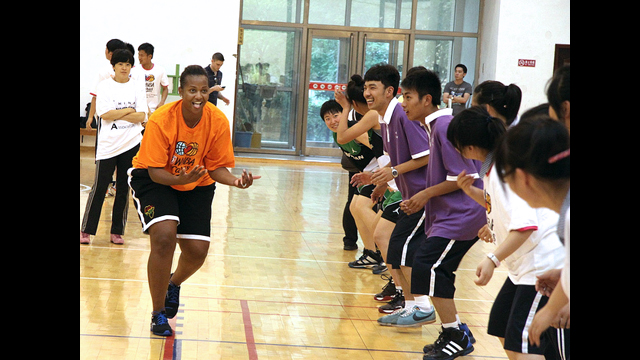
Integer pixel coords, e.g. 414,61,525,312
303,30,355,156
357,32,408,82
234,26,301,153
302,30,407,156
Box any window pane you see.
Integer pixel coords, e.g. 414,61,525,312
413,36,477,106
416,0,480,32
242,0,302,23
306,36,352,148
236,28,300,150
309,0,347,26
413,38,452,90
350,0,412,29
309,0,411,29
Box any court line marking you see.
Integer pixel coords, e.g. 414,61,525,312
79,334,508,359
79,276,496,302
180,294,492,316
240,300,259,360
81,245,508,272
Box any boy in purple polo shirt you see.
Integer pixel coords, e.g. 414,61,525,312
399,69,486,359
363,64,435,327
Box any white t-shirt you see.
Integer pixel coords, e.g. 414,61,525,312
95,78,146,160
560,207,570,300
484,165,565,285
130,64,170,114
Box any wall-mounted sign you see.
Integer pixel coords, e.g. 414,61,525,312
518,59,536,67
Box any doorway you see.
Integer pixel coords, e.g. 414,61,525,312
303,29,408,156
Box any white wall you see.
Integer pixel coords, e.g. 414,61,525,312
80,0,241,129
479,0,570,114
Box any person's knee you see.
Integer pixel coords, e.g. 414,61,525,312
180,239,210,264
349,195,359,215
149,221,177,256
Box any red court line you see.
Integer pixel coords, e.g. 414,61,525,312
240,300,259,360
162,316,179,360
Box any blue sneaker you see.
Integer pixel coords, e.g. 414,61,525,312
394,305,436,327
150,311,173,336
459,323,476,344
377,307,407,326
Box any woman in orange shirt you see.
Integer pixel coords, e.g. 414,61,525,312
128,65,259,336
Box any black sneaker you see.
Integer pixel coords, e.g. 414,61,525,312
165,277,181,319
150,311,173,336
378,289,404,313
423,326,474,360
372,262,388,274
374,275,396,301
423,323,475,353
348,248,382,268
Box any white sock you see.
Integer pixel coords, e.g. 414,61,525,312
442,320,459,330
414,295,433,311
455,314,462,325
404,299,416,310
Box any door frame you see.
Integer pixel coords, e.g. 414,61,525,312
301,29,356,157
300,28,408,156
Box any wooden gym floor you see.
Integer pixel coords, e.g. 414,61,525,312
80,147,509,359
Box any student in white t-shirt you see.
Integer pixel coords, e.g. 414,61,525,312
86,39,129,129
448,106,565,359
80,49,147,245
134,42,170,117
494,110,570,359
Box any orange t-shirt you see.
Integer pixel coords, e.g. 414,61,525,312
131,100,235,191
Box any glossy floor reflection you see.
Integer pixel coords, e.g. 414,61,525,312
80,147,509,359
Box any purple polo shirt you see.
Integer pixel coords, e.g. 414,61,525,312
423,111,486,240
378,97,429,201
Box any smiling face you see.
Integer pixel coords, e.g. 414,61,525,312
363,80,393,113
323,111,341,132
179,75,210,123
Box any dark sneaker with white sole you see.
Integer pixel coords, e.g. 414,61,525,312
373,275,396,301
423,323,475,353
378,289,404,313
423,326,474,360
348,248,383,268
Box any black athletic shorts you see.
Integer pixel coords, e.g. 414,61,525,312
385,210,425,269
488,278,551,355
411,236,478,298
127,168,216,241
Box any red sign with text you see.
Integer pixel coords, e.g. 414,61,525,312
518,59,536,67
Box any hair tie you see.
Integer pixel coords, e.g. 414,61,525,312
548,149,570,163
486,116,493,123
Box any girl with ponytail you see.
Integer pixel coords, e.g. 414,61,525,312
447,106,565,359
473,80,522,126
